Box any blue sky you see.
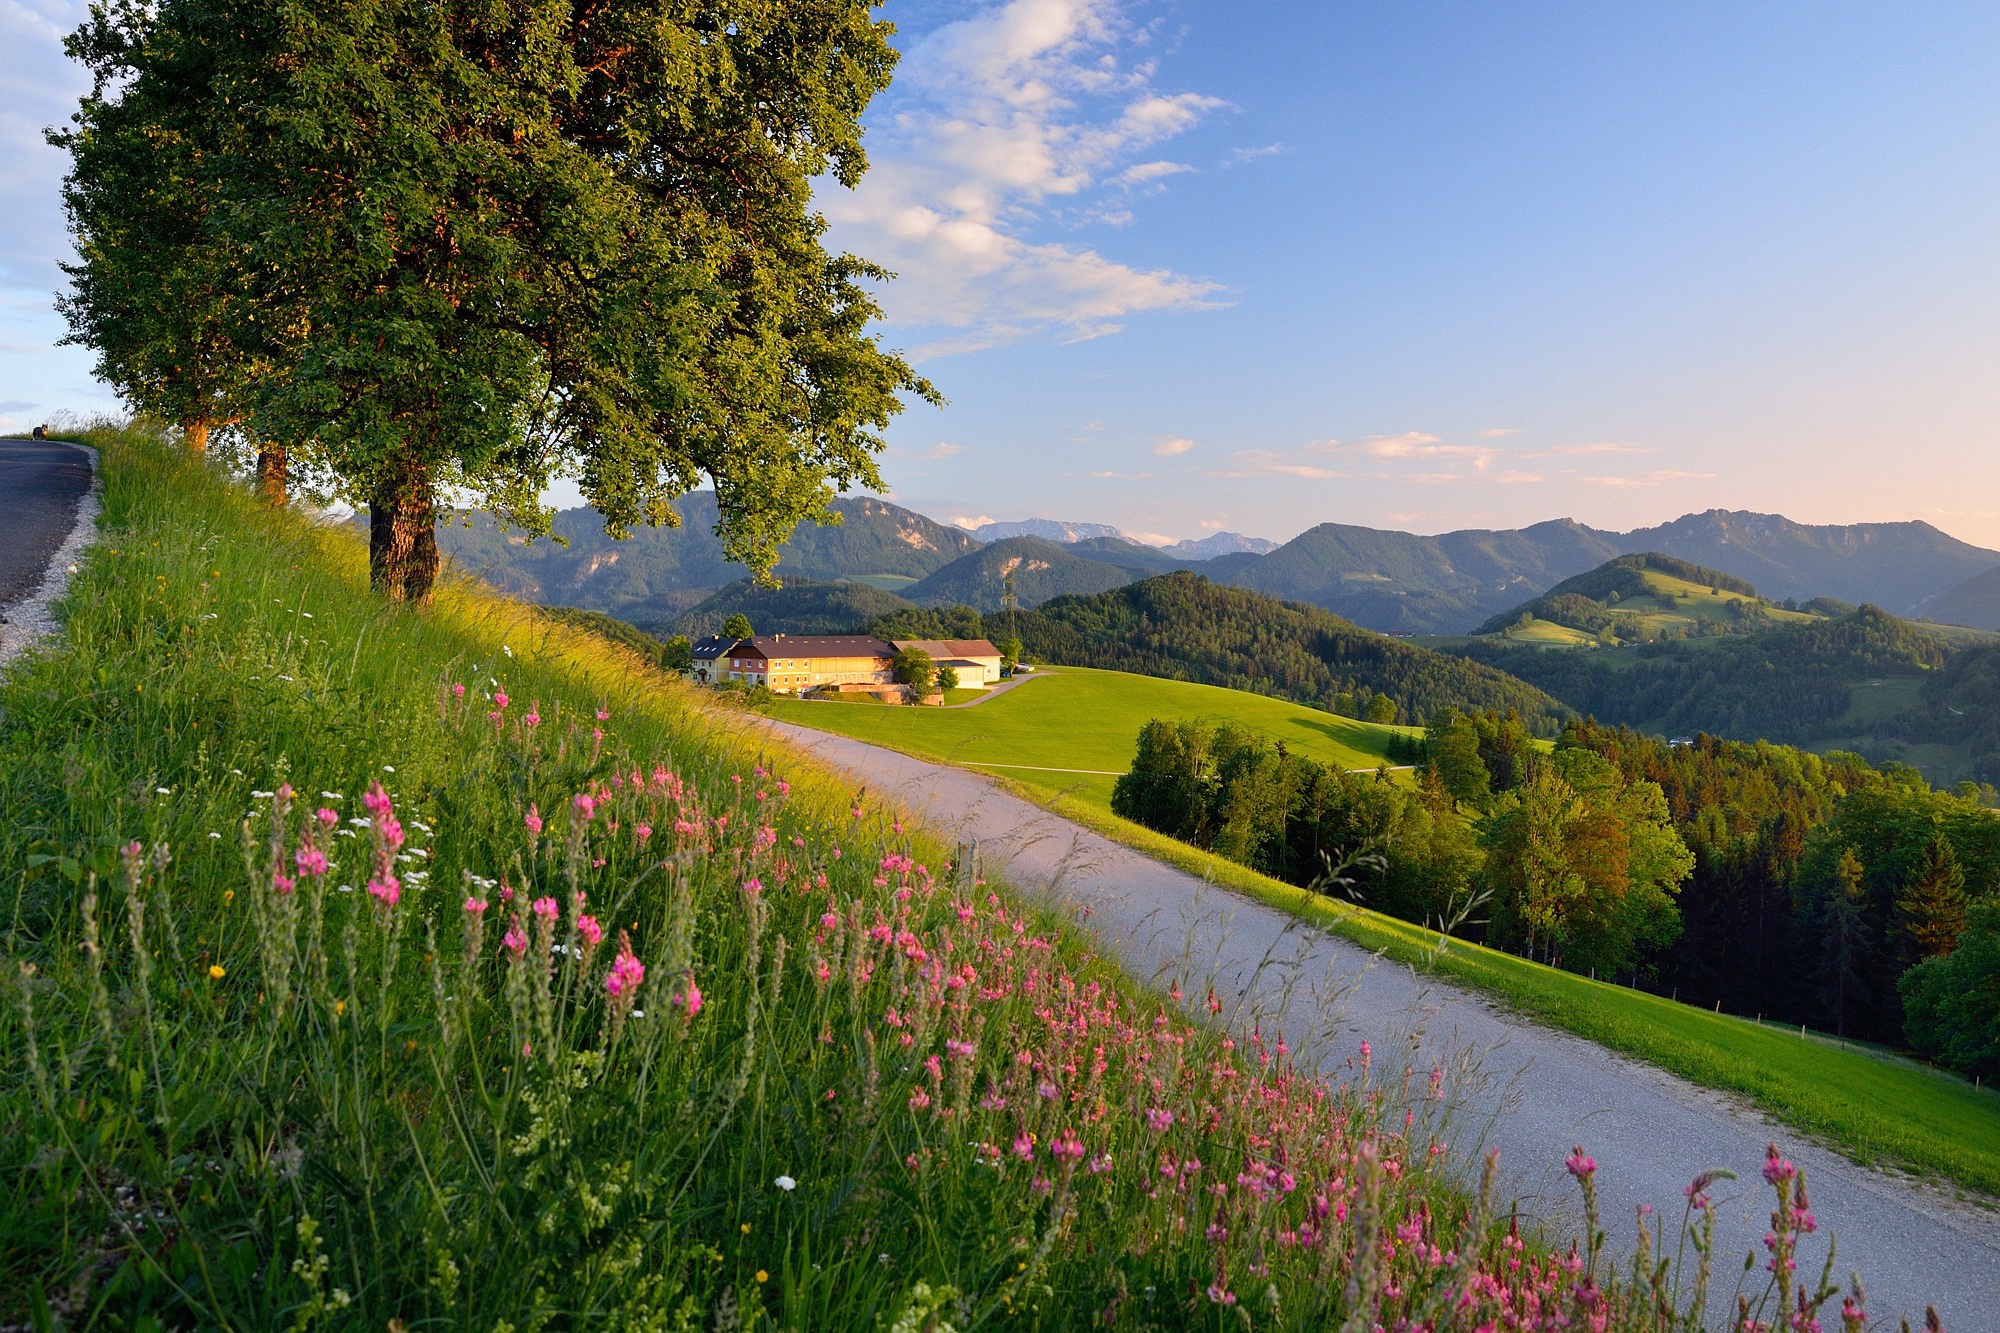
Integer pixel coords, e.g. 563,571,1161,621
7,1,2000,546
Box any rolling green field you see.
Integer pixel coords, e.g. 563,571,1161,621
767,665,1417,808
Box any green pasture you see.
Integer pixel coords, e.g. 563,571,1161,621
766,665,1416,807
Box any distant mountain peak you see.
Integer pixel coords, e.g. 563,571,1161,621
969,518,1144,545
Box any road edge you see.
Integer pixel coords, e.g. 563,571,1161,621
0,441,102,671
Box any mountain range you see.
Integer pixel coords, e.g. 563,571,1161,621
431,493,2000,636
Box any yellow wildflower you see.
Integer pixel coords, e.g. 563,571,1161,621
208,965,225,980
756,1271,769,1284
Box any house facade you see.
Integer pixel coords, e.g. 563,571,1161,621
693,634,896,693
890,639,1006,687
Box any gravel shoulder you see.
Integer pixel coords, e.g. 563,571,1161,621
760,716,2000,1328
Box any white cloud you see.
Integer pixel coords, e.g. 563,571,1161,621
920,442,965,460
950,514,997,529
1225,142,1283,167
1154,435,1197,456
823,0,1227,356
1083,468,1152,479
1576,469,1715,488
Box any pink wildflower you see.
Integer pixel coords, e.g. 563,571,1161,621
1762,1143,1797,1185
316,807,338,828
502,923,528,957
367,875,400,907
532,896,559,922
294,846,328,877
595,708,609,721
493,691,509,709
524,805,543,835
1566,1147,1597,1179
452,682,466,699
524,709,541,727
273,872,296,896
573,793,595,820
605,937,646,998
635,823,652,843
464,897,488,915
577,914,605,947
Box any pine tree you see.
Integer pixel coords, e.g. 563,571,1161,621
1894,835,1969,964
1812,847,1874,1038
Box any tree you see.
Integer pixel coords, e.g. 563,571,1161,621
934,665,960,694
998,637,1023,673
1424,709,1492,811
1365,693,1399,724
662,635,693,673
1112,719,1215,846
61,0,937,603
1901,902,2000,1078
721,614,755,643
1894,835,1970,965
892,647,935,698
1809,847,1875,1038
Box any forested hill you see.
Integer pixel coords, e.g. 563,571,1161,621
1012,572,1566,728
1450,605,1954,744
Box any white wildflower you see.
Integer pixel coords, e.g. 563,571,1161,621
774,1175,796,1192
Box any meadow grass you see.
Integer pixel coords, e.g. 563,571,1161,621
1009,785,2000,1200
0,428,1843,1329
766,666,1416,807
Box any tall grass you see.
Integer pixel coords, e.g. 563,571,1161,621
0,429,1869,1329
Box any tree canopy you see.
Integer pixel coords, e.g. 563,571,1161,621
59,0,936,601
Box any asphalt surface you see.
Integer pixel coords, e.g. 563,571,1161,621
761,718,2000,1329
0,438,94,615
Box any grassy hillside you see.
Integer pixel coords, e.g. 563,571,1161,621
4,430,1684,1327
667,576,916,638
1452,606,1961,752
1015,571,1567,728
1472,553,1803,641
904,535,1144,610
768,666,1415,808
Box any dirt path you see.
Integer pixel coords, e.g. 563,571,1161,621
760,717,2000,1327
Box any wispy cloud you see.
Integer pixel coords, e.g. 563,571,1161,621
822,0,1227,356
1225,142,1283,167
919,442,965,461
1083,469,1152,479
1476,427,1521,438
1524,441,1647,459
1154,436,1197,456
1576,469,1714,488
950,514,997,530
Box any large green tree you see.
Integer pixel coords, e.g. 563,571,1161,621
61,0,936,602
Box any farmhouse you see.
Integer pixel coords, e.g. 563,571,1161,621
693,634,897,693
891,638,1006,688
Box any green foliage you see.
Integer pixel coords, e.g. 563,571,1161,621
662,635,693,673
873,603,986,641
997,636,1023,672
1479,750,1694,978
934,665,959,694
1015,572,1567,728
1901,903,2000,1079
1455,606,1955,744
720,612,755,641
1364,692,1398,724
58,0,936,596
1111,719,1480,931
538,604,669,665
891,646,935,696
672,578,913,639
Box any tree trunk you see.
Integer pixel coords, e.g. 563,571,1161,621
369,458,438,604
183,417,210,457
256,444,288,507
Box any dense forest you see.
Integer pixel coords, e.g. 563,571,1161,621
1450,606,1953,743
999,572,1567,728
1113,709,2000,1074
1875,639,2000,784
669,577,916,639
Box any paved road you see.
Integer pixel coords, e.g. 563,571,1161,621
0,439,93,608
760,718,2000,1328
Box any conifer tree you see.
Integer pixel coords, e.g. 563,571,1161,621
1812,847,1875,1038
1894,835,1969,965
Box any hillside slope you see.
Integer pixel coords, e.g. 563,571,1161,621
436,490,978,624
668,577,917,638
1921,562,2000,630
1014,571,1566,727
905,534,1144,609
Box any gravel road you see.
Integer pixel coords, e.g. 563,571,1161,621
761,718,2000,1329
